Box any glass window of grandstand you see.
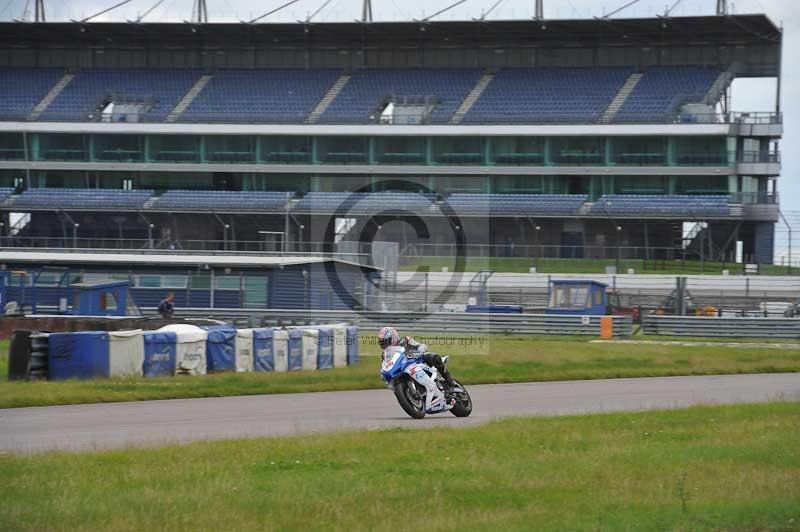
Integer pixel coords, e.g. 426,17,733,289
93,134,145,162
316,175,372,192
492,175,545,194
673,137,728,166
490,137,545,165
316,137,368,164
205,136,255,164
613,176,669,195
674,176,729,195
259,136,311,164
246,174,309,193
38,171,89,188
551,137,604,165
135,274,188,289
0,133,24,161
431,137,484,165
243,275,268,308
37,133,89,162
148,135,200,163
374,137,425,165
611,137,666,166
0,170,24,188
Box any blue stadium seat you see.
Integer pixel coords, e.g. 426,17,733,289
41,69,200,122
464,68,632,124
151,190,292,211
446,194,587,216
293,192,437,214
615,66,720,123
182,69,340,124
319,69,482,124
592,194,730,217
0,188,16,204
7,188,155,210
0,68,64,120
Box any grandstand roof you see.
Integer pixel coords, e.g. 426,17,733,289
0,15,780,76
0,15,779,47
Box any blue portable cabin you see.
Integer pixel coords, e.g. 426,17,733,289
70,280,141,316
0,251,382,312
545,279,609,316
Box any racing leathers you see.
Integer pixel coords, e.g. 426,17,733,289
397,336,455,389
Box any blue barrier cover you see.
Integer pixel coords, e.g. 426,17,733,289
48,331,110,380
253,328,274,372
143,331,177,378
288,329,303,371
317,327,334,369
465,304,523,314
206,326,236,372
346,326,359,365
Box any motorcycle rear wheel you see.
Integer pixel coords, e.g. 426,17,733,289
394,379,426,419
450,380,472,417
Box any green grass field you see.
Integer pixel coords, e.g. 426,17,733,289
2,336,799,409
1,402,798,531
400,256,793,275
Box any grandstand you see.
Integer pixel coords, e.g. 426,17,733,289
0,14,784,288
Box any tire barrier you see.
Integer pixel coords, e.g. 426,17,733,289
8,324,360,381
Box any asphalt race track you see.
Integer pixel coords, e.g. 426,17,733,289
1,373,798,454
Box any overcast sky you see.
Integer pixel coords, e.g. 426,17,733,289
2,0,798,257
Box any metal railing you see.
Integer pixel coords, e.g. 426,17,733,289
161,307,634,337
643,315,800,338
1,111,782,127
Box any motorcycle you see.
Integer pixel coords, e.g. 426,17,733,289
380,345,472,419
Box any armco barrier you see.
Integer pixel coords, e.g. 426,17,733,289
174,309,634,337
643,315,800,338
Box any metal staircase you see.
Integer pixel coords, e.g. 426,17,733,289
305,74,351,124
600,72,642,123
166,74,212,122
28,72,74,120
449,73,494,124
703,69,734,106
468,269,494,306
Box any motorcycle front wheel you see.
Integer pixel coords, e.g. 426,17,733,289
394,379,426,419
450,380,472,417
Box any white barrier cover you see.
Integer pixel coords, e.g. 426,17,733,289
273,329,289,373
158,324,207,376
332,325,347,368
108,329,144,377
301,328,319,370
235,328,255,373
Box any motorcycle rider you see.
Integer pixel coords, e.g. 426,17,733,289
378,326,455,390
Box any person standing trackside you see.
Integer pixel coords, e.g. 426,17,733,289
158,292,175,319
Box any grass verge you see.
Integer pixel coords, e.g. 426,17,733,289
1,402,798,531
1,335,799,409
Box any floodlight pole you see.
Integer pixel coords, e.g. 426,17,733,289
193,0,208,23
362,0,372,22
716,0,727,16
534,0,543,20
35,0,45,22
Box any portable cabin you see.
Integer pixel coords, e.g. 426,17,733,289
545,280,608,316
70,280,141,317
